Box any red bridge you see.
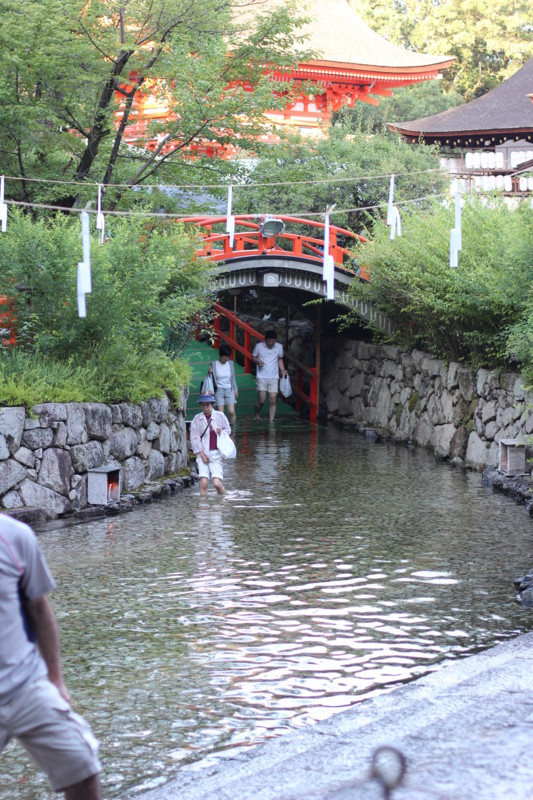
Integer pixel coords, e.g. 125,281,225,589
184,214,391,423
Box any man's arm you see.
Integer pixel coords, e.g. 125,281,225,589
278,356,288,376
26,595,70,702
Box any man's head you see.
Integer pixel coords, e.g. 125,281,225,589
265,330,277,349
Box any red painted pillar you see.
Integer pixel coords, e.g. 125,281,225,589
244,331,251,373
213,314,220,349
296,368,303,415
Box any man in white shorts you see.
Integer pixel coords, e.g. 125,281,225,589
190,394,232,495
252,329,288,423
0,513,102,799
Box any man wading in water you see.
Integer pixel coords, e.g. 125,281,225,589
190,394,231,496
252,329,288,424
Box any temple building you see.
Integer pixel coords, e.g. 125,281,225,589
241,0,454,136
118,0,453,153
389,58,533,194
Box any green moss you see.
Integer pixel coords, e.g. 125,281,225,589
465,419,475,435
462,398,478,424
408,391,419,413
395,404,403,425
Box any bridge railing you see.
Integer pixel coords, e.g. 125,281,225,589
212,302,319,422
182,214,368,277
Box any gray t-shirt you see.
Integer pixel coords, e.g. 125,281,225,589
0,513,56,704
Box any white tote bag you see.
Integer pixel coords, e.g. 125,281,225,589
217,431,237,459
279,374,292,398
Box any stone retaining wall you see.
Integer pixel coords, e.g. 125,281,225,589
320,336,533,470
0,395,188,518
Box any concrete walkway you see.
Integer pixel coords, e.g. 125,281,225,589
130,632,533,800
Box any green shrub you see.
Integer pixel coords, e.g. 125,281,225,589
350,197,533,369
0,212,211,404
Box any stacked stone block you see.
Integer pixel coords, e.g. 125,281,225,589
0,395,188,518
320,337,532,470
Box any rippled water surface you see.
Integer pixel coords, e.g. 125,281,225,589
3,425,533,798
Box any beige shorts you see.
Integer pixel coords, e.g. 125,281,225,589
256,377,279,394
0,677,101,792
196,450,224,480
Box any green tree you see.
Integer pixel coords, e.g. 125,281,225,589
0,211,213,402
0,0,308,210
348,197,533,367
356,0,533,101
230,121,444,234
343,80,464,132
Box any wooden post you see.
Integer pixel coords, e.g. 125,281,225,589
309,368,318,423
213,313,220,349
315,304,321,416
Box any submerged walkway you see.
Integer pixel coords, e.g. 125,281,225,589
184,339,311,432
131,632,533,800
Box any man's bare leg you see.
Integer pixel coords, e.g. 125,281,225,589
199,477,209,496
254,390,267,420
268,392,278,423
213,478,226,495
64,774,102,800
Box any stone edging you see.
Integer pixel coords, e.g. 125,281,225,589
0,395,190,520
320,336,533,471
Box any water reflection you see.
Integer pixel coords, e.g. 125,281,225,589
2,426,533,799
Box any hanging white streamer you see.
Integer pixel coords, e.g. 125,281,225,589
454,192,462,251
324,254,335,300
96,184,105,243
389,206,402,240
449,192,462,268
386,174,395,226
449,228,460,268
322,211,330,280
322,209,335,300
0,176,7,233
77,211,92,318
226,186,235,248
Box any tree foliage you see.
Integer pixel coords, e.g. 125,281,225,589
229,121,444,234
348,197,533,369
356,0,533,101
0,0,308,209
342,81,464,133
0,211,213,402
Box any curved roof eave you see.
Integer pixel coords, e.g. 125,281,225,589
389,57,533,137
235,0,453,75
301,58,455,75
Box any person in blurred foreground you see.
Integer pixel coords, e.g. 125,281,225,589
0,513,102,800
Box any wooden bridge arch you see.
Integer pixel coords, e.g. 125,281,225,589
186,214,392,334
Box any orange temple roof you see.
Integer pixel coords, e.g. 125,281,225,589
119,0,454,153
239,0,453,76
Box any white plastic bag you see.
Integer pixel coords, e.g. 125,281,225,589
201,374,215,396
217,430,237,459
279,374,292,399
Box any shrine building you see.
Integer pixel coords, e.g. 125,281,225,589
119,0,454,152
389,57,533,195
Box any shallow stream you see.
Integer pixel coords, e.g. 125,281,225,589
3,425,533,798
